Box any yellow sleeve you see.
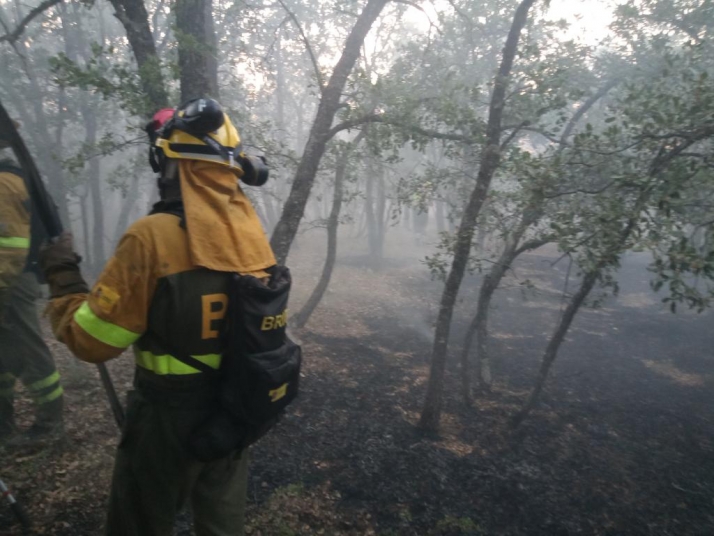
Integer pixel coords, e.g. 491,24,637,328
46,232,157,363
0,172,30,291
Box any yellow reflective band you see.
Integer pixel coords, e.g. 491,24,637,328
0,236,29,249
35,385,64,404
74,302,140,348
26,371,60,392
135,350,221,375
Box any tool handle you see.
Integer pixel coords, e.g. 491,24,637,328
11,501,31,528
97,363,125,429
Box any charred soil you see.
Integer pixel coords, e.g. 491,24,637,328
1,236,713,535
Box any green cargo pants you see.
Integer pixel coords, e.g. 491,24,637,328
0,273,63,427
106,390,248,536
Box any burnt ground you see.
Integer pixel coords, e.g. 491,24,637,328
1,231,713,535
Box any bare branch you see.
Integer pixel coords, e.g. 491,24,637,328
276,0,324,90
500,120,529,150
327,113,475,143
520,126,561,144
544,180,616,199
0,0,62,44
560,79,619,145
445,0,472,26
514,237,552,257
392,0,442,36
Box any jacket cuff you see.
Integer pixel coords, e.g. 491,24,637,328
47,268,89,298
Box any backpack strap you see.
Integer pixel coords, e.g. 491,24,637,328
169,350,220,375
149,333,221,376
150,199,187,229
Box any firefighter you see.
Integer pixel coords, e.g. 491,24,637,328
0,128,65,444
39,98,275,536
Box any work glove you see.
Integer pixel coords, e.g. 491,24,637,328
39,232,89,298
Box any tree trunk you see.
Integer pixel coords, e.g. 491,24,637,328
292,138,359,328
84,107,105,274
269,0,390,264
460,188,547,401
460,78,618,403
419,0,538,433
80,191,92,268
461,233,548,402
352,200,367,239
559,79,619,145
108,0,168,111
175,0,219,101
61,2,105,270
260,189,279,234
376,163,387,254
274,34,287,144
0,13,70,227
114,173,141,245
510,270,598,427
510,135,696,427
436,200,446,233
365,161,381,263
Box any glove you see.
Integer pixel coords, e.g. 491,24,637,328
39,232,89,298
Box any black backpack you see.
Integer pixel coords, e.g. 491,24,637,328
173,265,302,462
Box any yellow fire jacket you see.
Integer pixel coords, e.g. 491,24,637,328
0,171,31,292
46,211,273,380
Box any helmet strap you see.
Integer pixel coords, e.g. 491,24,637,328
163,158,179,180
149,146,162,173
158,159,181,201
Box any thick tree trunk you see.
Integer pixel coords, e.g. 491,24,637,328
108,0,168,111
269,0,390,264
175,0,219,101
292,139,358,329
419,0,538,433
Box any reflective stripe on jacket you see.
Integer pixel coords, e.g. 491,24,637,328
47,211,271,388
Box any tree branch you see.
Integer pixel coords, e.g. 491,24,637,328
276,0,324,90
392,0,442,36
328,113,474,142
0,0,62,44
500,120,530,150
514,237,552,257
544,180,616,199
559,79,619,145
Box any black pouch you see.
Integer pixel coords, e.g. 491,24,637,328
186,266,301,462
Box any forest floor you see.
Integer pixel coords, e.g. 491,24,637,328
1,229,713,535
